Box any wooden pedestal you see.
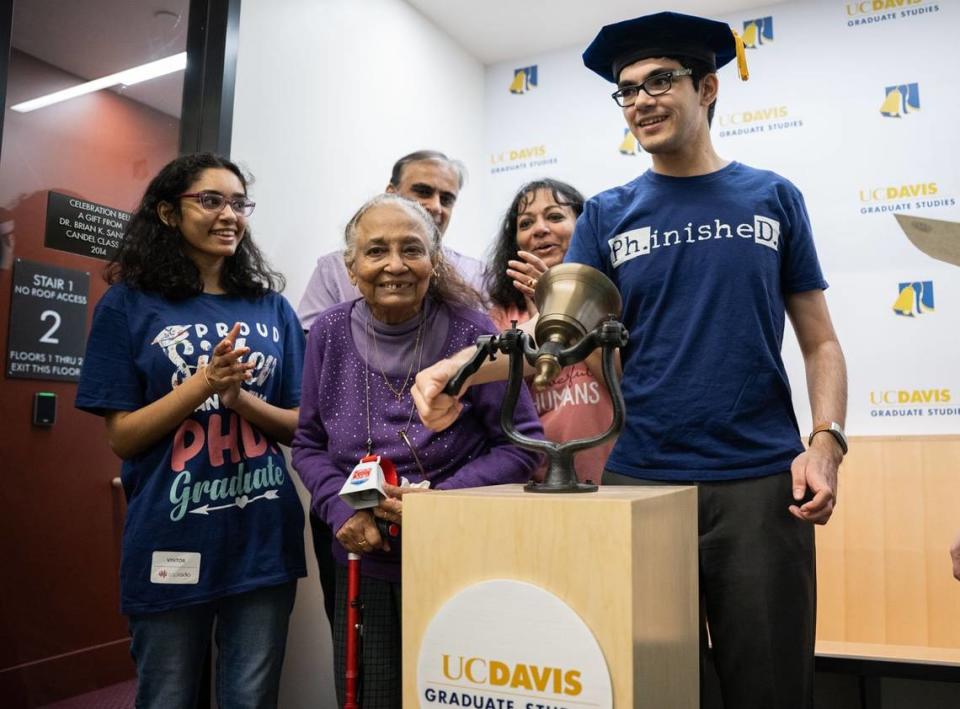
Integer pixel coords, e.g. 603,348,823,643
402,484,699,708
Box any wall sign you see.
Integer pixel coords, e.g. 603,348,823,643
7,259,89,382
44,191,130,261
417,580,612,708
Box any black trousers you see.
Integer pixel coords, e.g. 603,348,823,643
309,511,337,625
603,470,816,709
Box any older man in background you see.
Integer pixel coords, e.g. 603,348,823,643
297,149,484,330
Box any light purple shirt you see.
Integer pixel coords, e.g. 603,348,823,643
297,246,485,330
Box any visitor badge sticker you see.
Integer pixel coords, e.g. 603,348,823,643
418,580,612,708
150,551,201,584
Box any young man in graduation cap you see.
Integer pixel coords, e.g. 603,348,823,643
413,11,848,709
569,11,847,708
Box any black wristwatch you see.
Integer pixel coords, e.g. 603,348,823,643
808,421,848,456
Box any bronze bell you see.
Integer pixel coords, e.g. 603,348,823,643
532,264,622,389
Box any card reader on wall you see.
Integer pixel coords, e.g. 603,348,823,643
33,392,56,426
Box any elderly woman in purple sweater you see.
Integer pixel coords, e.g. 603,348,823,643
292,194,542,708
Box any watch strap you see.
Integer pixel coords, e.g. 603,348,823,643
808,421,848,455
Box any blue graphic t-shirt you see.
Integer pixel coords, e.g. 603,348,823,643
76,284,307,615
565,162,828,481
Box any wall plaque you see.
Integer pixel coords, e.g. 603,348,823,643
44,191,130,261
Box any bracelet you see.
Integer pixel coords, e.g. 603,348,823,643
200,364,215,393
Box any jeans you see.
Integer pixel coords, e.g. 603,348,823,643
128,581,297,709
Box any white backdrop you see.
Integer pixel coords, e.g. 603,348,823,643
479,0,960,435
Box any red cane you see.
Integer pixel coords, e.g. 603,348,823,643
345,456,401,708
344,552,362,709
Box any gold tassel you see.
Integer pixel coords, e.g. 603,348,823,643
731,29,749,81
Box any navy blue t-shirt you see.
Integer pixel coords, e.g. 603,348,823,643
76,284,307,615
565,162,827,481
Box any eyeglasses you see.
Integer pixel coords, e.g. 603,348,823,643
177,191,256,217
610,69,694,107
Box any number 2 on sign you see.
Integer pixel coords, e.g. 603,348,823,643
39,310,61,344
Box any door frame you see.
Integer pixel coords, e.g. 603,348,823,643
180,0,242,156
0,0,242,160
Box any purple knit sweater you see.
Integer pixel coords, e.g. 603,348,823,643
291,298,543,582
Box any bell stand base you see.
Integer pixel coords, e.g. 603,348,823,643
524,480,598,493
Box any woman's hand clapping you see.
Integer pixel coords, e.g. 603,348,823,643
203,322,254,406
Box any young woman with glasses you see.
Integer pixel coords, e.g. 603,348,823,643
76,153,306,708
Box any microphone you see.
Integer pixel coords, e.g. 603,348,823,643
339,455,396,510
339,456,401,539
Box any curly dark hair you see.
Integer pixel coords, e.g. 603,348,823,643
485,179,585,313
105,152,284,299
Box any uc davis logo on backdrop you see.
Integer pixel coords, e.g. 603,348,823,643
717,105,803,138
857,181,955,214
489,145,557,175
845,0,940,27
868,387,956,419
743,17,774,48
893,281,934,316
880,83,920,118
509,66,538,94
619,129,639,155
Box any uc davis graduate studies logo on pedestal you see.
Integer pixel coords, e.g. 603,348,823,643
418,581,612,708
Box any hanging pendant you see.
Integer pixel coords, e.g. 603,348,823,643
399,429,428,479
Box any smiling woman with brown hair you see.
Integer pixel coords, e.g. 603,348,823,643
484,179,615,486
292,193,542,708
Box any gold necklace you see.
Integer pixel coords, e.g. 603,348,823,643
367,309,426,401
362,308,429,477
